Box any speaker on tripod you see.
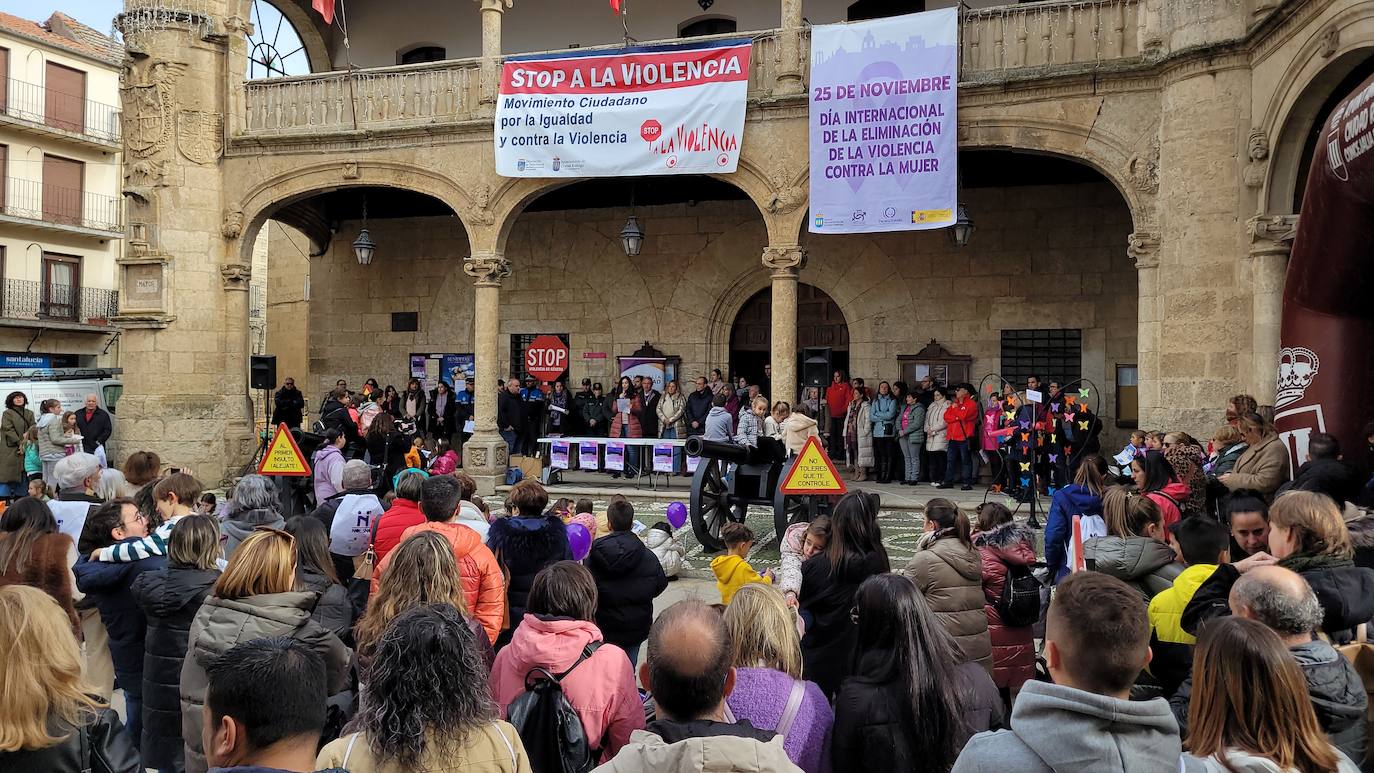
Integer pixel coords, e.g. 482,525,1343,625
250,355,277,391
803,347,832,388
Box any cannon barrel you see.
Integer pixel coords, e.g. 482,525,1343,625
684,436,751,464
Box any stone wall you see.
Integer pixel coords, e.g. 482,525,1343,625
296,178,1136,442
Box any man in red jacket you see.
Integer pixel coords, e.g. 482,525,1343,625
939,383,980,491
825,370,853,462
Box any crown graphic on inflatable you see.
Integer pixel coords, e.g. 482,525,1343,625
1275,347,1320,409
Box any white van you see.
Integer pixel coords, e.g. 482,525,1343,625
0,367,123,430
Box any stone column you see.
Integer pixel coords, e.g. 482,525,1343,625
764,245,806,408
774,0,804,96
220,263,256,438
1129,232,1161,429
1246,214,1298,406
477,0,511,107
462,251,511,494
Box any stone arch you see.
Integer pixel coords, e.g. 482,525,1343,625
957,117,1155,233
250,0,331,75
486,157,782,255
233,160,475,260
1258,5,1374,213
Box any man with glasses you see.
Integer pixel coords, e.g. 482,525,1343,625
73,497,168,751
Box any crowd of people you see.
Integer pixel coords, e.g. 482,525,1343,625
4,378,1374,773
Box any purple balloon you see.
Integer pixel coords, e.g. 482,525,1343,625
566,523,592,561
666,502,688,530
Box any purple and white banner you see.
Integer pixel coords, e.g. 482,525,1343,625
808,8,958,234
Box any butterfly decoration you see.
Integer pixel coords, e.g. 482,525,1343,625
1049,403,1060,413
1019,420,1031,430
1079,421,1089,431
1079,387,1091,399
1020,462,1031,472
1049,454,1058,463
1020,432,1030,442
1065,395,1078,406
1020,476,1032,488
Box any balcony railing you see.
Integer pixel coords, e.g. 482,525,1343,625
1,177,123,234
960,0,1142,81
0,77,121,143
244,57,483,134
0,279,118,326
238,0,1143,139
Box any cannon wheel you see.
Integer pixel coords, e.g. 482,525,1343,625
773,486,815,544
690,459,733,553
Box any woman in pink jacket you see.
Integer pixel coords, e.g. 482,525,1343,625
489,561,645,762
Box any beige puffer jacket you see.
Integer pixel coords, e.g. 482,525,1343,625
902,530,993,674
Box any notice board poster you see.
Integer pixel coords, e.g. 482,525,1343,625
808,8,958,234
496,38,751,178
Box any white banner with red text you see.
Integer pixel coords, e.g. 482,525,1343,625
496,38,752,178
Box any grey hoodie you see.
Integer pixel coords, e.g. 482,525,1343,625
951,680,1204,773
220,507,285,558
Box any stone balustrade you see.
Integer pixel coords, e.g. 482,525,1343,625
238,0,1144,139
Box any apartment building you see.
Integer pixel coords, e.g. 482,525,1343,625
0,11,122,369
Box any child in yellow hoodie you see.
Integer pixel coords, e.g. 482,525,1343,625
711,522,773,605
1148,517,1230,695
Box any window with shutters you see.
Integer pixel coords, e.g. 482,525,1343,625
44,62,85,134
42,154,83,226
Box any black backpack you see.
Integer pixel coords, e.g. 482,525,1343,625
996,563,1043,628
507,641,602,773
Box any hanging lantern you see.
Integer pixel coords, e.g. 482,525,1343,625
620,214,644,257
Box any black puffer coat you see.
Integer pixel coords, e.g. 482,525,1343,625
298,565,354,645
486,515,571,636
129,565,218,771
799,549,890,699
588,530,668,651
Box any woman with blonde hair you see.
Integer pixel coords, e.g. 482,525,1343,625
0,585,140,771
1184,616,1358,771
1082,487,1182,600
355,530,491,670
178,528,349,773
722,583,834,773
130,513,220,772
1220,412,1292,499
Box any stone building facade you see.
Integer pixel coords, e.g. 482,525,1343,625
111,0,1369,488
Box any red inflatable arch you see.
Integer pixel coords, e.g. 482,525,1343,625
1278,71,1374,472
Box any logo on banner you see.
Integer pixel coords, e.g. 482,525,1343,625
814,214,825,228
1275,347,1320,409
517,159,527,171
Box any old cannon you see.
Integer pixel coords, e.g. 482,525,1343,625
685,436,831,553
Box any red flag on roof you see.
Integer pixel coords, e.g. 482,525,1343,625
609,0,621,12
312,0,335,25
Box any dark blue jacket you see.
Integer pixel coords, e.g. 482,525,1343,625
73,540,167,677
1044,484,1103,583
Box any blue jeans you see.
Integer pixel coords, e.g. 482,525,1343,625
945,439,974,486
500,429,520,458
661,427,681,472
119,671,142,749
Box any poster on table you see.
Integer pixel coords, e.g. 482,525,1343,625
652,443,674,473
579,441,600,470
496,38,751,178
550,440,571,469
686,454,700,473
605,441,626,471
808,8,958,234
619,357,666,392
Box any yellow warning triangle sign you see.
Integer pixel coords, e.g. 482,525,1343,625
779,435,847,495
257,423,312,477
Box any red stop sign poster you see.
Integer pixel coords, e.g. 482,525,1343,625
525,335,569,381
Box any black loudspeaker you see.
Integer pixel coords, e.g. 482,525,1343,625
250,355,277,391
803,347,832,388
